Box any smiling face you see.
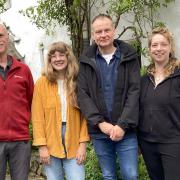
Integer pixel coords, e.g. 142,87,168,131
149,34,171,66
91,17,115,49
0,24,9,56
50,51,68,73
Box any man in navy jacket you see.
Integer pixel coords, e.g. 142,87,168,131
78,14,140,179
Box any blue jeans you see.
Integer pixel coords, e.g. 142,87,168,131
44,124,85,180
45,156,85,180
92,132,138,180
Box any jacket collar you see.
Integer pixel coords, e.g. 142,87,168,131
172,66,180,77
80,39,138,64
10,56,22,71
146,65,180,84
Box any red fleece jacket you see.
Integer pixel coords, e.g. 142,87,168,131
0,57,34,141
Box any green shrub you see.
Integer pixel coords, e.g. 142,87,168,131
141,66,148,76
139,155,150,180
85,143,102,180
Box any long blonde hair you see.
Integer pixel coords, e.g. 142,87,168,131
147,27,179,77
43,41,79,107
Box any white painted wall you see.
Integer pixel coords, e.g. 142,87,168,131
92,0,180,66
0,0,70,81
0,0,179,81
140,0,180,66
159,1,180,59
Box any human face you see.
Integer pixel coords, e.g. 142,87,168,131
50,51,68,72
149,34,171,65
0,25,9,55
92,17,115,49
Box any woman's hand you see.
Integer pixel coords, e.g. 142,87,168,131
76,143,87,165
39,145,50,165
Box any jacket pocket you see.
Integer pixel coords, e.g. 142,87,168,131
139,108,174,138
43,96,58,129
139,108,152,133
152,109,174,138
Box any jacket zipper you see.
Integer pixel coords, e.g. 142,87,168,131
149,76,167,90
3,81,6,89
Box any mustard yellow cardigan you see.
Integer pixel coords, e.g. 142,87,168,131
32,76,90,159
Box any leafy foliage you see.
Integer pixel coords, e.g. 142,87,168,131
108,0,175,64
85,143,102,180
20,0,175,59
138,154,150,180
0,0,6,13
20,0,95,57
141,66,148,76
110,0,175,32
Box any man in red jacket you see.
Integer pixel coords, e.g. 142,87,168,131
0,23,34,180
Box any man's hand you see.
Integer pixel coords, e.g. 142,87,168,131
110,125,125,141
98,122,113,135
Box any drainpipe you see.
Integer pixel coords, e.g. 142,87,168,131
39,42,45,69
82,21,90,54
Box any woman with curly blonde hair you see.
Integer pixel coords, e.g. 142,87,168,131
31,41,89,180
138,27,180,180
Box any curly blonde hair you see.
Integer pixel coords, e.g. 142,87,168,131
43,41,79,107
147,27,179,77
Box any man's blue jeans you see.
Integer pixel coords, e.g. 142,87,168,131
92,132,138,180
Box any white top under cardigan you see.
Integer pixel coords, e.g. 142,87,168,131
57,80,67,123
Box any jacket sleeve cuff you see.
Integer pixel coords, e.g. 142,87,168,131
118,121,128,131
79,136,90,143
33,138,47,146
94,118,105,127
